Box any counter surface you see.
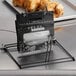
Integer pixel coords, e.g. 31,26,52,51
0,0,76,70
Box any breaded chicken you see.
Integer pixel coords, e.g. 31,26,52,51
39,0,50,10
46,1,64,18
12,0,64,18
55,4,64,18
12,0,24,7
24,0,41,12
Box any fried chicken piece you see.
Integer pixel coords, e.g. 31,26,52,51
24,0,41,12
55,4,64,18
12,0,64,18
46,2,64,18
38,0,50,10
23,0,51,12
12,0,24,7
47,2,58,11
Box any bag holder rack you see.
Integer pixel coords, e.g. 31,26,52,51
2,11,75,69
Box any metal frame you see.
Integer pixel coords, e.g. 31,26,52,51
2,1,75,69
2,39,75,69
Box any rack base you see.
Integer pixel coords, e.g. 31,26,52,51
3,40,75,69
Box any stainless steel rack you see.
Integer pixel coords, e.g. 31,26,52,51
1,11,75,69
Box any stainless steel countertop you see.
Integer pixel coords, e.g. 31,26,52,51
0,0,76,71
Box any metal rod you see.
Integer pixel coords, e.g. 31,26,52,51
55,40,75,61
45,41,49,62
21,57,72,69
3,0,20,14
